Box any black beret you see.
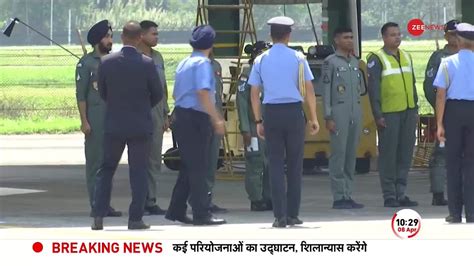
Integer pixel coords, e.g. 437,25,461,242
87,20,112,46
444,19,460,33
189,25,216,50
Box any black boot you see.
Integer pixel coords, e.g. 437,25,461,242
432,193,448,206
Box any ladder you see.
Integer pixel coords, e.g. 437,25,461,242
196,0,258,178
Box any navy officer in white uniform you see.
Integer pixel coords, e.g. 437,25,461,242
248,16,320,228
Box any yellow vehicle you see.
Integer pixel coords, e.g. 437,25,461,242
164,0,376,174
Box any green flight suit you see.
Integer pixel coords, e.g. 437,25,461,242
146,49,169,208
322,52,363,201
206,59,224,198
236,65,271,202
367,49,419,201
75,50,105,208
423,46,456,194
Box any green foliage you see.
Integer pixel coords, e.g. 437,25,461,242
76,0,195,31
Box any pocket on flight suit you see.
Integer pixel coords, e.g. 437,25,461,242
88,71,101,106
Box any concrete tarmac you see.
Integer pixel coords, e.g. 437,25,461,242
1,133,473,240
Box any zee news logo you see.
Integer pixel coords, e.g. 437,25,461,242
407,18,446,36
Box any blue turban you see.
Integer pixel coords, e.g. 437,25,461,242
189,25,216,50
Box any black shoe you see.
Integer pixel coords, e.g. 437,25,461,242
90,207,122,217
287,216,303,226
432,193,448,206
445,215,461,223
250,201,267,211
265,200,273,211
345,198,364,209
332,199,352,209
466,216,474,223
128,220,150,230
384,198,401,208
165,214,193,224
272,218,287,228
193,216,227,226
91,217,103,230
399,196,418,207
145,205,167,215
209,204,228,214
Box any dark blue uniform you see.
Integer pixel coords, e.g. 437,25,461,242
433,23,474,223
248,16,314,227
92,46,163,225
165,25,226,226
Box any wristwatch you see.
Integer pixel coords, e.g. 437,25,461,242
255,119,263,124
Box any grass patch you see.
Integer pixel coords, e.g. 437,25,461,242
0,117,79,134
0,41,440,134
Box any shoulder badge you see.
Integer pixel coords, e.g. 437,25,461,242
367,61,375,68
323,74,330,84
426,67,434,78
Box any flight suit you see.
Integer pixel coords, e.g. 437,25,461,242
423,46,456,198
236,65,271,205
322,52,363,203
367,48,419,207
146,49,169,209
75,50,105,208
206,59,224,204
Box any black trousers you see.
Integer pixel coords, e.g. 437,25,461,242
167,107,212,220
264,102,305,219
93,133,151,221
444,100,474,218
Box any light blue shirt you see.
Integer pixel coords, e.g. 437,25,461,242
248,43,314,104
173,51,216,112
433,49,474,100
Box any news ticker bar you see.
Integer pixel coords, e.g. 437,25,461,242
30,240,367,255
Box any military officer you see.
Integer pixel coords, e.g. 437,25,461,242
322,27,364,209
206,56,228,214
434,23,474,224
138,20,169,215
75,20,121,217
423,19,460,206
237,41,272,211
367,22,419,208
248,16,319,228
165,25,226,226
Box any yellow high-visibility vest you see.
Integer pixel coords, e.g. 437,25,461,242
372,48,415,113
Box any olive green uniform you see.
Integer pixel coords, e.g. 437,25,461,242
423,46,456,194
146,49,169,208
236,65,271,202
75,50,105,208
206,59,224,198
321,52,363,201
